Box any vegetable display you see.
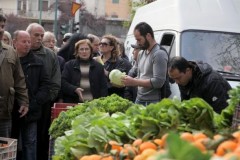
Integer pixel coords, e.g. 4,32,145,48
49,86,240,160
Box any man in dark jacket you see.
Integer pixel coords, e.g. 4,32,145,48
168,56,231,113
26,23,61,160
13,30,50,160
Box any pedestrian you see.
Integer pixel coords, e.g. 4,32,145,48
58,33,87,62
61,39,108,103
124,43,141,102
2,30,12,46
168,56,231,113
0,14,29,138
13,30,50,160
122,22,168,106
98,34,132,97
87,33,101,57
26,23,61,160
42,31,59,53
62,32,72,47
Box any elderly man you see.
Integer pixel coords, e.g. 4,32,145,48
26,23,61,160
13,30,50,160
0,14,29,137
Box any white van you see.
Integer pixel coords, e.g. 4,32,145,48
125,0,240,98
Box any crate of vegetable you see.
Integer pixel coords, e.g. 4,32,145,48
0,137,17,160
51,103,76,121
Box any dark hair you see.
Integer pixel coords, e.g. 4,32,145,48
58,33,87,61
134,22,154,38
0,14,6,22
168,56,192,73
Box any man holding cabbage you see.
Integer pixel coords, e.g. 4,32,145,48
122,22,168,106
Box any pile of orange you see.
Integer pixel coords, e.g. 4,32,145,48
79,131,240,160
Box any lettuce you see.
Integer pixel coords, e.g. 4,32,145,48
109,69,126,86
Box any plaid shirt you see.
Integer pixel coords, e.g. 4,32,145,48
232,105,240,130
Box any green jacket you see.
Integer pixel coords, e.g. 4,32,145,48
0,43,29,119
31,46,61,101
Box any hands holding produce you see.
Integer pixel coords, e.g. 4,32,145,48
109,69,126,87
75,88,84,102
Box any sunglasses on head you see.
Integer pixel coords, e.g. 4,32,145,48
99,42,110,46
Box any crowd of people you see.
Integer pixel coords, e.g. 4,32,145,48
0,13,232,160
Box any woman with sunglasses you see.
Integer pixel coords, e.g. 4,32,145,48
98,34,132,97
61,39,108,103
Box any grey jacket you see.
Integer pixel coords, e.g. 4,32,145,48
31,46,61,101
0,43,29,119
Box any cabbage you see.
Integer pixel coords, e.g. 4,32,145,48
109,69,126,86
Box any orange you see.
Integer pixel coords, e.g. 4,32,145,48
216,140,238,156
101,155,114,160
88,154,101,160
153,139,164,148
232,131,240,142
105,140,122,153
213,134,223,140
134,154,143,160
223,152,240,160
161,133,169,147
192,139,206,152
133,139,143,147
139,142,157,153
180,132,194,142
193,132,207,141
141,148,157,159
80,156,90,160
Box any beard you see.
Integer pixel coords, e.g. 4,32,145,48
140,37,150,50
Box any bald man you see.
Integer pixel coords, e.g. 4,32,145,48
13,30,50,160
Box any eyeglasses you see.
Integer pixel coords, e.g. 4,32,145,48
78,48,90,52
99,42,110,46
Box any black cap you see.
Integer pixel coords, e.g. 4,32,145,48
131,44,141,49
63,33,73,42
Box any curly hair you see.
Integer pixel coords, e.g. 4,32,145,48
102,34,120,62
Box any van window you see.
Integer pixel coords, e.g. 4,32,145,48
160,34,175,56
181,31,240,74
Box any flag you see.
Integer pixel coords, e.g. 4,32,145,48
71,2,81,16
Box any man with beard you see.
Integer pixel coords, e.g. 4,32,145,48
122,22,168,106
0,14,29,137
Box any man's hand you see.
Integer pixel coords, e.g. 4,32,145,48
75,88,84,102
19,105,28,118
122,75,137,87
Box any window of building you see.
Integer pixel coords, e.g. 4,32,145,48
39,0,48,11
112,0,119,4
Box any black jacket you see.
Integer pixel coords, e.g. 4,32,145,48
61,58,108,103
179,61,231,113
20,52,50,121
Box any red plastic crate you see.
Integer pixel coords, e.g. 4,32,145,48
51,103,76,121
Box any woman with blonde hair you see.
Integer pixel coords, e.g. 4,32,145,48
61,39,108,103
98,34,132,97
2,31,12,46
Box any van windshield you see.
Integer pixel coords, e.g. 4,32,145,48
181,31,240,74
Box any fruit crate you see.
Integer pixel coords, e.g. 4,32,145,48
0,137,17,160
51,103,76,121
232,104,240,130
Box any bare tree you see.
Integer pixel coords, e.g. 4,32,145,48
5,14,30,35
